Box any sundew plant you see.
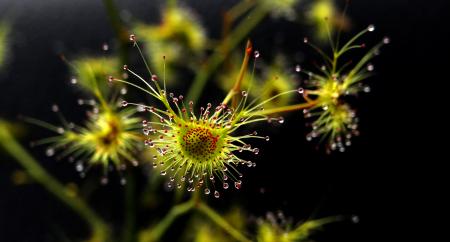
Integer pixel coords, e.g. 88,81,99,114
0,1,390,242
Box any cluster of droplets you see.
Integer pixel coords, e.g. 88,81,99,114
134,96,269,198
106,35,289,197
28,72,141,185
295,24,389,152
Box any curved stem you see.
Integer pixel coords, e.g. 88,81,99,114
122,173,136,242
222,40,252,106
0,123,109,242
196,202,251,242
102,0,129,64
250,100,319,116
186,5,269,104
138,197,196,242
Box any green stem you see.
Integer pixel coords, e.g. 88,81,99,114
250,100,319,117
102,0,129,64
186,5,269,104
138,198,196,242
122,173,136,242
0,123,109,242
196,202,252,242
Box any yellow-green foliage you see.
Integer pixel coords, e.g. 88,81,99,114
133,6,206,80
0,23,9,68
257,217,337,242
220,55,295,109
260,0,299,19
307,0,350,42
72,56,120,95
191,207,246,242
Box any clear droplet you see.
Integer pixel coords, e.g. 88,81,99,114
351,215,360,223
129,34,136,41
234,181,242,190
204,188,210,195
254,51,260,58
253,148,259,155
160,171,167,176
121,101,128,107
367,24,375,32
214,190,220,198
295,65,301,72
70,78,77,84
100,177,109,185
297,87,304,94
241,91,248,97
265,136,270,141
75,162,84,172
363,86,371,93
102,43,109,51
383,36,391,44
120,178,127,185
151,74,158,82
367,64,374,71
278,117,284,124
223,183,229,189
46,148,55,157
303,37,309,43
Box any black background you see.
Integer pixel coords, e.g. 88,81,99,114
0,0,445,241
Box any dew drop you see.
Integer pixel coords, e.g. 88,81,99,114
56,127,64,134
151,74,158,82
363,86,371,93
102,43,109,51
303,37,309,43
46,148,55,157
367,24,375,32
121,101,128,107
123,65,128,70
367,64,374,71
160,171,167,176
253,148,259,155
265,136,270,141
223,183,229,189
100,177,109,185
383,36,390,44
120,178,127,185
297,87,304,94
204,188,211,195
234,181,242,190
214,190,220,198
254,50,260,58
278,117,284,124
351,215,360,223
108,76,114,82
295,65,301,72
129,34,136,41
120,87,128,95
75,162,84,172
70,78,77,84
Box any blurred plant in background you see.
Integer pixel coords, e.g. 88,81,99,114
133,4,206,82
0,0,388,241
0,22,8,68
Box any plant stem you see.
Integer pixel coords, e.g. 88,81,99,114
0,123,109,242
122,173,136,242
138,198,196,242
251,100,319,116
186,5,269,104
102,0,129,64
196,202,252,242
222,40,252,106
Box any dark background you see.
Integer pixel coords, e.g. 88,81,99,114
0,0,445,241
